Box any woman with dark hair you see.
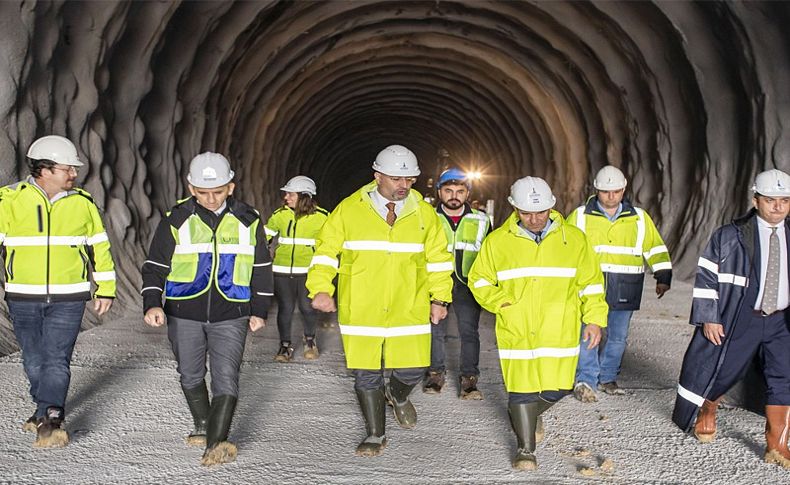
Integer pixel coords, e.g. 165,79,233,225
264,176,329,362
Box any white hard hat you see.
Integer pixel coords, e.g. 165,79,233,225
187,152,235,188
281,175,317,196
27,135,83,166
371,145,420,177
753,169,790,197
593,165,627,191
508,176,556,212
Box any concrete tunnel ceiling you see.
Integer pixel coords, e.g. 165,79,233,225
1,0,790,317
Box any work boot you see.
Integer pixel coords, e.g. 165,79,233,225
598,381,626,396
33,407,69,448
385,377,417,429
303,337,320,360
201,395,238,466
693,398,720,443
764,405,790,468
183,382,210,446
422,370,445,394
355,387,387,457
274,342,294,363
22,412,37,433
460,375,483,400
573,382,598,403
508,401,554,470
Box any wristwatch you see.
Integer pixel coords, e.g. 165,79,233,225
431,299,450,307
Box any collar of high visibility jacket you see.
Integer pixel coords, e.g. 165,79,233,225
359,180,421,219
583,194,637,219
506,209,565,240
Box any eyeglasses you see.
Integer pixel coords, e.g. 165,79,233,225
50,165,79,175
384,175,417,184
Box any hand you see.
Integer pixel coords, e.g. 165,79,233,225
656,283,670,299
311,292,337,312
93,297,113,316
582,324,603,350
249,316,266,332
144,307,166,327
703,323,725,346
430,303,448,324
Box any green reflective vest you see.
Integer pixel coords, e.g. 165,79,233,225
438,208,490,280
264,206,328,275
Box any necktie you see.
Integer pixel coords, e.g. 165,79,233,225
761,226,780,314
385,202,397,226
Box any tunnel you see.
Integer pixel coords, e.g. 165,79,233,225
0,0,789,353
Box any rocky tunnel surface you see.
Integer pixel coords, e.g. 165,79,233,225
0,0,788,353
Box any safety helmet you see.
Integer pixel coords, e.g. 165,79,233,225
508,176,556,212
281,175,317,196
26,135,83,166
753,169,790,197
593,165,627,191
371,145,420,177
437,167,470,189
187,152,235,188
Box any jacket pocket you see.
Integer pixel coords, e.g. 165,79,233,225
6,250,15,280
605,272,645,311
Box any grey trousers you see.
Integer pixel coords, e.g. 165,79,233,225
167,316,248,397
353,368,425,391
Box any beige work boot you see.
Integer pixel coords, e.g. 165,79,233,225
573,382,598,403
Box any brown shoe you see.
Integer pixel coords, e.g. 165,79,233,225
459,375,483,400
765,405,790,468
303,337,320,360
274,342,294,363
694,398,720,443
422,371,445,394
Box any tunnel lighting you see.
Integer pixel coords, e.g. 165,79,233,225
467,170,483,180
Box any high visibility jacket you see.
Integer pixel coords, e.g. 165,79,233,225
468,211,608,393
438,205,490,284
0,180,116,301
567,197,672,310
306,180,453,370
264,206,329,275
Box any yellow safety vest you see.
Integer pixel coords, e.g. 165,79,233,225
264,206,328,275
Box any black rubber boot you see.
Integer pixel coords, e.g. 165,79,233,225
385,377,417,429
508,401,554,470
355,387,387,457
182,382,210,446
201,395,238,466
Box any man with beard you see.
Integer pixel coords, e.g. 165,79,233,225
308,145,453,457
423,167,491,399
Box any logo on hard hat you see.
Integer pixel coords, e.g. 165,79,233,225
202,167,217,180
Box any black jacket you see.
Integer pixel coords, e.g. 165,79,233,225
141,197,273,322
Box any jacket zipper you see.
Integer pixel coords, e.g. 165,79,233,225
37,205,43,232
45,204,51,303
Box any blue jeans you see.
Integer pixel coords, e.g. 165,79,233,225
575,310,634,386
429,281,482,376
8,300,86,417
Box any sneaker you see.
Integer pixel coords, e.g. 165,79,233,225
422,370,445,394
274,342,294,363
303,337,320,360
598,381,626,395
573,382,598,403
459,375,483,400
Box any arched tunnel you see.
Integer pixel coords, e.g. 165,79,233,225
0,1,789,352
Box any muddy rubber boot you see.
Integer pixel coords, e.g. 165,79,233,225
33,407,69,448
385,377,417,429
764,405,790,468
508,401,555,470
183,382,210,446
201,395,238,466
355,387,387,457
693,398,720,443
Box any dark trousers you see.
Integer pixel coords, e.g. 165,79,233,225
274,274,317,343
709,309,790,405
167,316,248,397
509,390,571,405
8,300,86,417
353,368,425,391
429,281,482,376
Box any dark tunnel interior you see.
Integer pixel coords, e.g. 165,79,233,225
0,1,789,351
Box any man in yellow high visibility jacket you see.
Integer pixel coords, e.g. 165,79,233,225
0,135,115,449
307,145,453,457
469,176,608,471
567,165,672,402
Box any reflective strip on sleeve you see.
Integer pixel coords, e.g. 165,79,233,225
3,235,87,246
338,323,432,337
497,267,577,281
173,243,213,254
217,244,255,255
473,278,493,288
141,286,163,294
677,384,705,407
144,259,170,269
253,262,272,267
87,232,109,245
310,255,339,268
6,282,91,294
264,227,278,237
692,288,719,300
600,263,645,274
579,284,604,297
256,291,274,296
718,273,747,287
652,262,673,271
498,346,580,360
272,265,309,274
697,257,718,274
427,261,454,272
343,241,424,253
278,237,316,245
593,245,642,256
92,271,116,281
644,245,669,259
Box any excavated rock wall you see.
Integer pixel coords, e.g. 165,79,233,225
0,0,788,354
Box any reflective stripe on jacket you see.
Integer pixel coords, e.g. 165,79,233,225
306,180,453,369
468,211,608,393
0,180,115,301
438,206,489,283
264,206,328,274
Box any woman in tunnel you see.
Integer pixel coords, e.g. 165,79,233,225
264,176,329,362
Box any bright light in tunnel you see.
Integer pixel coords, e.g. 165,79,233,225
467,170,483,181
